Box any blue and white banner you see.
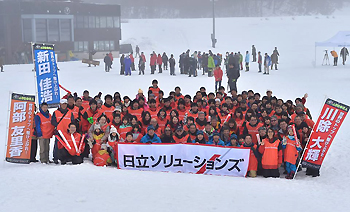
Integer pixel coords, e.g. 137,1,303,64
33,43,60,107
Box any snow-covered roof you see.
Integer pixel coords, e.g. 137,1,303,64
315,31,350,47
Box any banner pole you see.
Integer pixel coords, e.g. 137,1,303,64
2,91,12,166
293,95,328,179
31,42,39,107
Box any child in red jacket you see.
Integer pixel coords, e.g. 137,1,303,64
213,65,223,92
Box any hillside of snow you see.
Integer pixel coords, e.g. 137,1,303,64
1,16,350,212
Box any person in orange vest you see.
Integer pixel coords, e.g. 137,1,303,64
243,115,264,145
81,90,92,110
173,126,189,143
331,50,338,66
57,122,84,165
35,102,55,164
51,99,75,164
93,143,112,167
213,64,223,92
242,134,259,178
282,126,302,179
259,128,283,178
149,79,160,100
101,94,115,122
157,53,163,73
81,99,103,133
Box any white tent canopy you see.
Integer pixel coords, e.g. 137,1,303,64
315,31,350,47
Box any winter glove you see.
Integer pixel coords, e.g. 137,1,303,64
87,117,94,124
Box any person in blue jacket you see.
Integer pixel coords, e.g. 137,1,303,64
245,51,250,72
263,53,271,75
225,134,240,147
206,131,225,146
124,55,132,76
141,125,161,143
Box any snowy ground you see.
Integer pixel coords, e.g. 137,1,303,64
1,16,350,211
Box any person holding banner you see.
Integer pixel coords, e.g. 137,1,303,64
242,134,259,178
35,102,55,164
141,126,161,143
259,128,283,178
57,123,84,165
282,126,302,179
51,99,75,164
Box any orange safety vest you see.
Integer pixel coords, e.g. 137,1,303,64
128,108,143,121
101,104,115,122
58,132,82,155
260,138,281,169
284,137,300,164
149,87,160,98
54,110,73,134
247,144,258,171
37,112,55,139
246,122,264,145
173,134,189,143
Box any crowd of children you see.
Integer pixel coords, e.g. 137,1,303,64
33,79,318,178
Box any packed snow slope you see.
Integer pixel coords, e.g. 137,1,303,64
1,16,350,212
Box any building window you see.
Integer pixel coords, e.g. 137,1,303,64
76,16,84,28
74,41,88,52
22,19,32,42
93,41,114,51
36,19,47,42
113,17,120,28
60,19,71,41
110,41,115,50
89,16,95,28
95,16,100,28
100,16,107,28
84,16,89,28
48,19,59,42
106,17,113,28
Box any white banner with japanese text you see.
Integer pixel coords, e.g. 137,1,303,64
117,143,250,177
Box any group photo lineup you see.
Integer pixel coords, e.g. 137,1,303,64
0,0,349,211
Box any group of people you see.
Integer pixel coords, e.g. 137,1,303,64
110,46,280,79
31,79,319,179
330,47,349,66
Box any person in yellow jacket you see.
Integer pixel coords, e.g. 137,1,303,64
331,50,338,66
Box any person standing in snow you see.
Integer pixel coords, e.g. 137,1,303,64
202,52,208,75
331,50,338,66
157,54,163,73
213,64,223,92
104,54,112,72
169,54,176,76
252,45,257,62
135,45,140,58
150,52,157,74
271,51,278,70
108,52,113,69
208,52,215,77
120,54,125,75
138,53,145,75
227,53,240,92
238,51,243,70
245,51,250,72
273,47,280,63
258,51,262,73
35,103,55,164
130,54,135,71
162,52,168,71
340,47,349,65
188,55,197,77
264,53,271,75
124,55,132,76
